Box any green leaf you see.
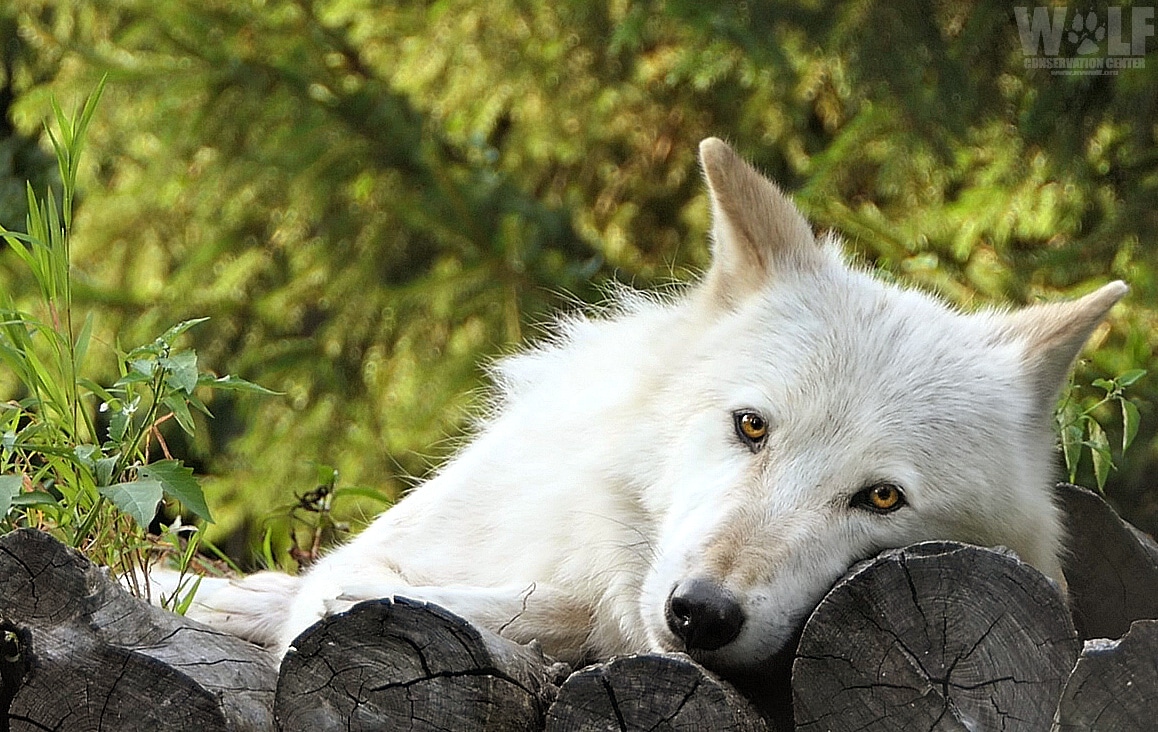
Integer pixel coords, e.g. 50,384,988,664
74,310,95,373
186,392,214,418
174,575,203,616
332,485,394,506
1086,421,1112,491
109,408,130,443
140,460,212,523
1057,399,1084,480
12,490,57,508
1116,369,1147,388
1121,399,1141,452
3,230,37,273
161,350,199,394
1061,426,1082,481
163,395,196,437
114,371,153,388
74,444,98,467
315,463,338,486
99,478,163,527
95,455,118,487
198,374,281,395
130,358,157,378
1091,378,1115,393
50,97,72,150
0,475,23,517
23,346,67,412
260,526,276,570
79,378,118,405
126,340,163,361
159,318,210,345
74,75,107,144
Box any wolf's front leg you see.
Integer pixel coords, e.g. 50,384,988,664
281,577,594,664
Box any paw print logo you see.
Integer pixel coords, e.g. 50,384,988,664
1068,10,1106,55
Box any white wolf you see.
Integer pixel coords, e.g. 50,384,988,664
177,138,1126,674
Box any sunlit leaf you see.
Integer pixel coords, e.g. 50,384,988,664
159,318,210,345
197,374,281,395
0,475,23,517
99,478,163,527
1086,421,1112,492
73,310,95,374
1122,399,1141,452
1116,369,1146,388
161,350,198,394
163,395,196,436
141,460,212,522
174,575,203,615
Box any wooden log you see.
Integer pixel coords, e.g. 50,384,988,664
544,653,768,732
0,527,278,731
275,596,565,731
1053,619,1158,730
793,541,1080,732
1056,482,1158,641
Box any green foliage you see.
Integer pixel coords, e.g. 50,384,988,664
0,80,270,605
0,0,1155,564
1057,369,1147,491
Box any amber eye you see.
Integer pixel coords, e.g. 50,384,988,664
854,483,906,513
733,411,768,449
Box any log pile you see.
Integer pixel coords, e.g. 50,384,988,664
0,528,278,731
3,482,1156,731
275,596,566,730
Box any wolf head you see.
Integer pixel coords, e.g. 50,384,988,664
636,138,1127,672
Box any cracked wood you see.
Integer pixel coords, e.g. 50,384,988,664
274,596,564,731
0,528,279,732
792,541,1081,732
544,653,768,732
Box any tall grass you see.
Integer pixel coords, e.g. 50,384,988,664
0,79,273,609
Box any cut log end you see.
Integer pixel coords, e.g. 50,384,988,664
793,541,1080,732
545,653,768,732
1056,482,1158,641
0,528,279,732
1055,619,1158,730
275,596,561,731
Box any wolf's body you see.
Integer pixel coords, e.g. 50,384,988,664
176,139,1125,674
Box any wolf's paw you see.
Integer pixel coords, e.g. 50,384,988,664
1068,11,1106,55
323,595,361,616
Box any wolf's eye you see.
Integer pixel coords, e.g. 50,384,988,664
853,483,906,513
733,410,768,450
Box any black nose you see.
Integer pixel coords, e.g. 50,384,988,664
665,578,745,651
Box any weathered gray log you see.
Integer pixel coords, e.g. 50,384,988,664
1053,619,1158,730
544,653,768,732
1056,482,1158,641
275,596,565,731
0,527,278,731
793,541,1080,732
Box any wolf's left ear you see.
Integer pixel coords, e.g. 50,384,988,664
1001,281,1128,418
699,138,819,308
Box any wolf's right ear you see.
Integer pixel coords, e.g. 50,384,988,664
699,138,818,308
1001,281,1129,422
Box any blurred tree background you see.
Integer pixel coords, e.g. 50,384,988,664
0,0,1154,567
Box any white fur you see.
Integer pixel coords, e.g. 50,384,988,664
178,139,1125,674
